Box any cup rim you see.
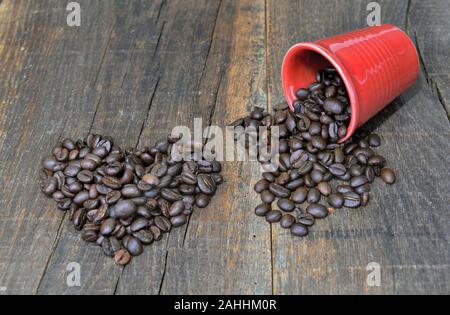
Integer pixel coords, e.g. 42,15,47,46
281,42,359,143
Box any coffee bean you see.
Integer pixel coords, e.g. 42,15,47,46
161,188,182,202
179,184,195,195
307,188,321,203
265,210,282,223
126,237,143,256
297,213,315,226
42,177,58,196
102,176,122,189
100,218,117,236
285,178,304,190
361,193,370,206
101,238,116,257
325,86,337,98
280,214,296,229
290,150,309,169
328,122,339,139
317,182,332,196
115,249,132,266
254,179,270,193
142,174,160,186
355,183,371,195
343,192,361,208
296,88,309,101
57,198,72,211
80,158,97,171
149,162,167,178
73,190,89,205
368,155,386,167
324,98,345,114
310,169,324,183
349,165,364,177
380,168,396,184
290,223,308,237
311,136,326,150
196,193,210,208
260,190,275,204
120,168,134,185
277,198,295,212
72,208,87,230
255,203,271,217
76,170,93,183
83,198,99,210
159,175,173,188
350,175,369,188
365,166,375,183
169,200,185,217
328,193,344,208
368,134,381,147
197,174,216,195
306,204,328,218
155,216,172,233
262,172,276,183
171,215,188,227
132,230,154,245
121,184,141,198
130,218,149,232
336,185,353,194
334,147,345,163
309,122,322,136
328,163,347,176
105,190,121,205
150,225,163,241
291,187,308,204
113,200,137,218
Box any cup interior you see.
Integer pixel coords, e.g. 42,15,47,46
281,43,359,142
282,48,332,108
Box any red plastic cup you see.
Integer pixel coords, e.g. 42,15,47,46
281,24,419,142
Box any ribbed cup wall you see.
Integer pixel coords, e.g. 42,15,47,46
316,25,419,127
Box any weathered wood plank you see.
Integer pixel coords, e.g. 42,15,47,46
113,0,226,294
0,0,448,295
35,0,166,294
113,0,272,295
407,0,450,117
160,0,272,295
0,0,120,294
267,0,449,294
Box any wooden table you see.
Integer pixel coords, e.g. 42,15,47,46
0,0,448,295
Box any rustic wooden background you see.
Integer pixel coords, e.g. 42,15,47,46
0,0,448,295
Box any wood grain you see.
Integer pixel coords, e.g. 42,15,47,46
115,0,272,295
407,0,450,117
0,0,448,295
35,0,169,294
267,0,449,294
157,0,272,295
114,0,227,295
0,0,120,294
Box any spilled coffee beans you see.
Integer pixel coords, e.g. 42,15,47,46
229,67,397,238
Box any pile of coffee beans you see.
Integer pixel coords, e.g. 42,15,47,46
229,67,396,238
40,134,223,265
